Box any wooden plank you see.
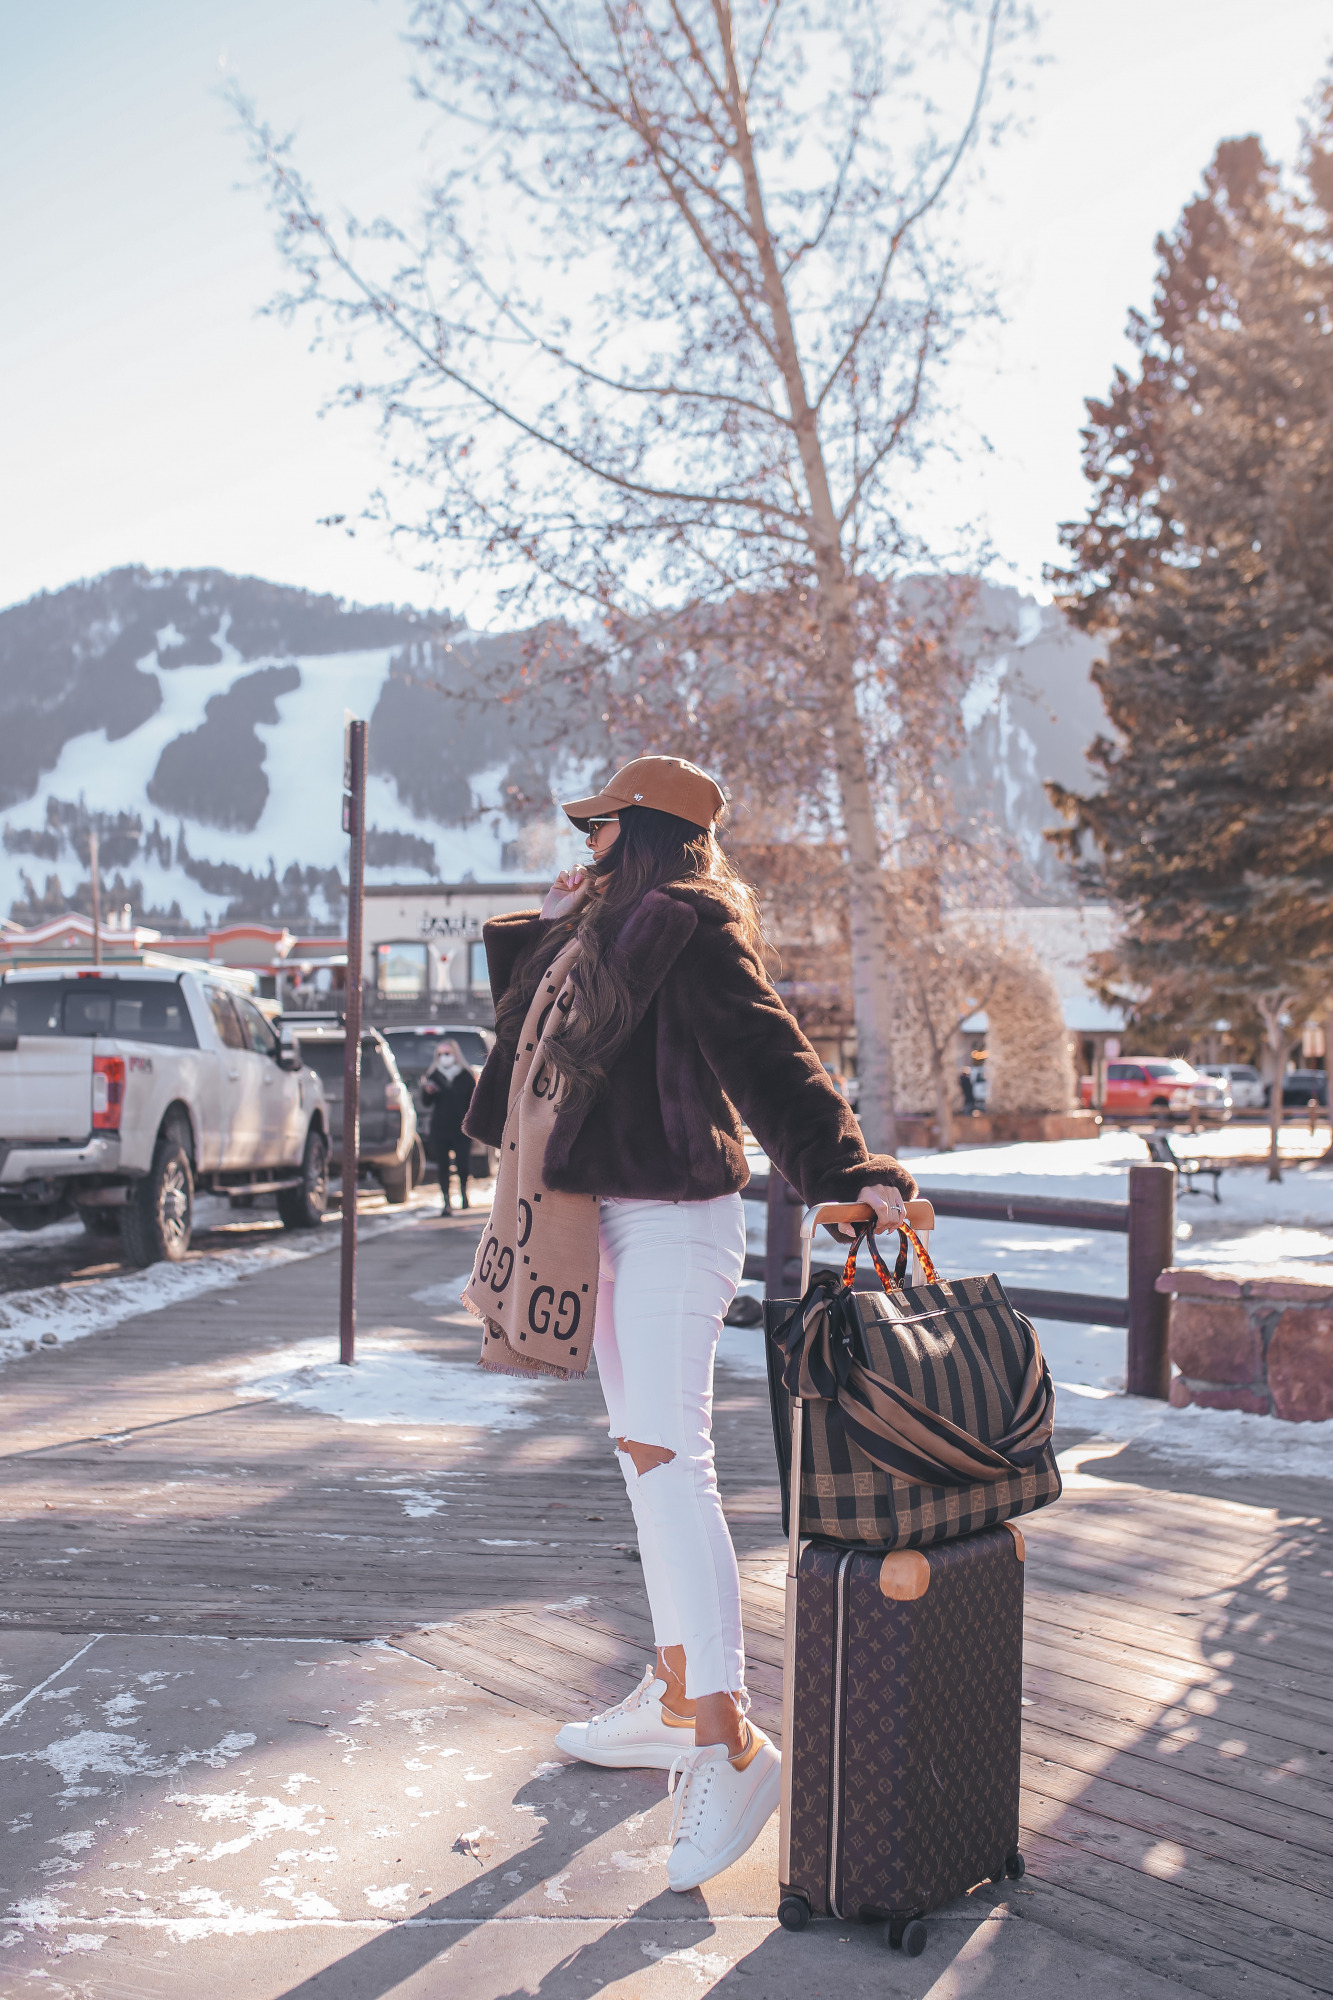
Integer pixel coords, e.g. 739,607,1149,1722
1013,1865,1329,2000
1020,1660,1326,1768
1025,1591,1333,1684
1019,1800,1333,1986
1020,1709,1333,1832
1019,1755,1332,1906
1020,1633,1333,1741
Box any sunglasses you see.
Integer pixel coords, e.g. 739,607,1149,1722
586,815,620,832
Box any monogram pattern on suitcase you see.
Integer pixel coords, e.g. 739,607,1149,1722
782,1526,1023,1921
765,1275,1061,1549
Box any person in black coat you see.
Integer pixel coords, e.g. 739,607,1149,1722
421,1039,477,1212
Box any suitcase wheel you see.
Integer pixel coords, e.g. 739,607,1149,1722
886,1916,927,1955
1005,1850,1026,1880
777,1894,811,1933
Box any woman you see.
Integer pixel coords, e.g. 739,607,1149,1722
421,1038,476,1212
462,755,915,1892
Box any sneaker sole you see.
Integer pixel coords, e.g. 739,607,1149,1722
553,1727,684,1771
668,1749,783,1891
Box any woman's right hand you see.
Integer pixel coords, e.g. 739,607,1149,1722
540,867,589,922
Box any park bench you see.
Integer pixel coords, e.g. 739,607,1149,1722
1144,1128,1224,1202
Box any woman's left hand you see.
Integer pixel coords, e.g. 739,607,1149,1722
540,867,589,922
830,1183,908,1242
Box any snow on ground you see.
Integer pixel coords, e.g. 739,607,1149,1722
231,1336,545,1431
717,1133,1333,1480
0,1200,435,1370
1054,1399,1333,1481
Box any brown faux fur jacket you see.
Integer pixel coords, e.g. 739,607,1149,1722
463,882,917,1208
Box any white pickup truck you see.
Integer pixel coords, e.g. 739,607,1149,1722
0,965,330,1265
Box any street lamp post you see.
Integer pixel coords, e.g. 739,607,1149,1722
339,718,368,1366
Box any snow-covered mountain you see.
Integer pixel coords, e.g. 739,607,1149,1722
0,568,590,931
0,566,1106,931
950,581,1108,892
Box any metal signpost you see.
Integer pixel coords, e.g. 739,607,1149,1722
339,717,368,1367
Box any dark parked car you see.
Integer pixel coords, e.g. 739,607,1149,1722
286,1025,419,1203
1273,1069,1328,1109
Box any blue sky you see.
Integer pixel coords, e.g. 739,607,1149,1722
2,0,1331,623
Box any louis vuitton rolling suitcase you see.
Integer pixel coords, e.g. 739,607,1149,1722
769,1201,1032,1956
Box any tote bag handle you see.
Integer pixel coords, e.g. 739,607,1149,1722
799,1198,938,1293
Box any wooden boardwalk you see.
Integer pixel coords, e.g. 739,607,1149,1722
2,1210,1330,1999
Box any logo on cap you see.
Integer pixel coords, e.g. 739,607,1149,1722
634,793,643,800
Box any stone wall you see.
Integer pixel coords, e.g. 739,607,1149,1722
1156,1267,1333,1422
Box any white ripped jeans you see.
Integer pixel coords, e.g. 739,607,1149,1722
593,1193,747,1700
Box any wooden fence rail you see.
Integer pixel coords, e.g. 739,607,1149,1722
741,1163,1175,1398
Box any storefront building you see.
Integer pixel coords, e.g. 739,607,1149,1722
362,880,548,1022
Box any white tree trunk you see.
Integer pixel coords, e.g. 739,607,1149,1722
1257,996,1292,1185
720,10,900,1152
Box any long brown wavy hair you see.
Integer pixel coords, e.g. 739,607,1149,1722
494,803,765,1120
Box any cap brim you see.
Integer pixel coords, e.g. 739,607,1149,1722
559,789,626,830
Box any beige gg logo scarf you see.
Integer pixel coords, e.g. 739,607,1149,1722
463,937,601,1380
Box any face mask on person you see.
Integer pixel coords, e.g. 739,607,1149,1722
438,1053,461,1080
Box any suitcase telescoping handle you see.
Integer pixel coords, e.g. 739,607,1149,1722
779,1196,936,1881
786,1197,936,1578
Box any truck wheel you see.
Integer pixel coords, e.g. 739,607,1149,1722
81,1208,122,1240
278,1129,329,1231
120,1139,193,1267
380,1159,412,1206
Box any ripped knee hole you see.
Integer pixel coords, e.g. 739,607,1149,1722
616,1437,676,1478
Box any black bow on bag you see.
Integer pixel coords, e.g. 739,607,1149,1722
764,1222,1062,1549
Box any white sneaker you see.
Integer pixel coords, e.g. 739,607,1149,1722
666,1727,782,1891
553,1663,695,1770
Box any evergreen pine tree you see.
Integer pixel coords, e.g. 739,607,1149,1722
1050,95,1333,1175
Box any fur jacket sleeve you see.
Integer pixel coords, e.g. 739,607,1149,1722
463,889,916,1207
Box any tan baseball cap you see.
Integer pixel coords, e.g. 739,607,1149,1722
561,755,725,832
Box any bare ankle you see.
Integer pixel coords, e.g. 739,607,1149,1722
657,1647,693,1717
693,1690,745,1756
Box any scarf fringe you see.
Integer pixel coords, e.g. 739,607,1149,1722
475,1357,589,1383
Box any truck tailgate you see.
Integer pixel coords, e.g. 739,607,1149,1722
0,1038,92,1141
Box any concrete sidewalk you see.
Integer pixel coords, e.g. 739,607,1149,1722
1,1627,1196,1999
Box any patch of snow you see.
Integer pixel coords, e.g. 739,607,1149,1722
371,1487,448,1519
1015,602,1045,647
2,1728,255,1790
263,1884,341,1918
160,1790,323,1861
961,654,1009,732
363,1884,411,1911
100,1691,142,1726
232,1338,544,1430
641,1942,732,1976
0,1204,435,1371
10,1731,161,1785
609,1846,670,1872
162,1888,292,1940
1055,1395,1333,1479
7,1898,63,1929
411,1283,467,1309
